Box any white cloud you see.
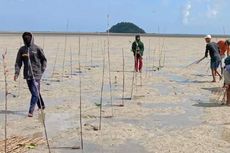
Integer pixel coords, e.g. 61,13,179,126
182,1,192,25
206,5,218,18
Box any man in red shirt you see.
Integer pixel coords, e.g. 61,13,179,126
218,39,230,74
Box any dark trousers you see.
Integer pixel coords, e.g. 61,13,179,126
26,79,45,114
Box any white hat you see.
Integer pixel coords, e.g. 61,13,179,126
204,35,212,39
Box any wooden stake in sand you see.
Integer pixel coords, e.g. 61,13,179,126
99,42,106,130
62,21,69,80
146,39,151,77
107,14,113,116
2,50,8,153
121,48,125,106
152,47,156,70
17,71,21,98
26,48,51,153
86,37,89,65
70,46,73,77
130,53,137,99
78,36,84,150
90,43,93,67
162,52,166,68
160,38,165,69
51,43,59,78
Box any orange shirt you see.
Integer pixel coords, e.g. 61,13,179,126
218,40,228,56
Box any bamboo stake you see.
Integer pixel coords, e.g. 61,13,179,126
157,27,161,70
145,40,149,77
26,47,51,153
147,39,151,77
78,36,84,150
51,43,59,78
130,53,137,99
70,46,73,77
163,52,166,67
86,37,89,65
159,38,165,69
140,70,142,86
121,48,125,106
2,50,8,153
42,35,45,50
62,21,69,80
107,14,113,116
152,47,156,69
99,41,106,130
17,72,21,97
90,43,93,67
17,43,22,98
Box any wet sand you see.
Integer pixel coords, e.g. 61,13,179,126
0,33,230,153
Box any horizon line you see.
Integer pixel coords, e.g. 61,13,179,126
0,31,229,38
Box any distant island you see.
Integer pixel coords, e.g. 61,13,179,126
108,22,146,34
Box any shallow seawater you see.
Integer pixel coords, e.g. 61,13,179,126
113,96,203,130
42,112,77,137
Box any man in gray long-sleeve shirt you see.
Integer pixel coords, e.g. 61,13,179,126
204,35,222,82
14,32,47,117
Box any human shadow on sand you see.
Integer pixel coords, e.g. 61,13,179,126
191,80,211,84
193,102,222,108
192,74,212,77
201,87,223,95
0,110,26,116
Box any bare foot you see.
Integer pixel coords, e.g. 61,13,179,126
211,80,216,83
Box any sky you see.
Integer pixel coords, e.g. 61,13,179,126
0,0,229,34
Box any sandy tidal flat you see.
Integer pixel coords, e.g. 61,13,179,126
0,33,229,153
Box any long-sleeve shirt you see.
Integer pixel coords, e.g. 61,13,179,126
15,32,47,80
132,40,144,56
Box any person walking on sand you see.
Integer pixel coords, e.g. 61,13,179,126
131,35,144,72
217,39,230,74
14,32,47,117
204,35,222,82
223,56,230,105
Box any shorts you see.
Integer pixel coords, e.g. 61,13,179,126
210,60,220,69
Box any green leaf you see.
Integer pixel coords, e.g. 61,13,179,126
26,143,36,149
95,103,101,107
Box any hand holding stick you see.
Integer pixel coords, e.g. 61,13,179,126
185,56,206,68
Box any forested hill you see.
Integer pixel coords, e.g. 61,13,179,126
108,22,145,34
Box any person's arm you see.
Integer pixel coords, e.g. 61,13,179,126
131,42,136,53
14,49,22,81
140,42,144,56
38,48,47,73
205,44,209,58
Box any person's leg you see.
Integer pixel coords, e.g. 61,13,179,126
35,80,45,110
227,86,230,105
211,69,216,82
215,69,222,80
139,55,143,72
215,61,222,80
134,55,138,72
39,95,45,109
26,80,39,116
